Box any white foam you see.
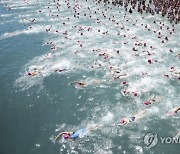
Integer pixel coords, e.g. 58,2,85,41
51,59,71,70
102,112,114,124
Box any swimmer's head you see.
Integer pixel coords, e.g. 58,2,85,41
63,134,70,139
120,118,125,123
28,72,32,76
144,101,151,105
131,117,135,121
78,82,86,86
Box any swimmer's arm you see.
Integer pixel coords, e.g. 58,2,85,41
69,81,78,84
116,123,125,126
69,81,84,85
119,74,127,77
148,95,154,102
55,132,63,140
113,123,125,126
173,107,180,113
171,107,180,113
55,132,73,140
176,107,180,112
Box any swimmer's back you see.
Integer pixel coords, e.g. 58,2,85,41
70,129,83,139
70,128,87,139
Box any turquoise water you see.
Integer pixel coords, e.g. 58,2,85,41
0,0,179,154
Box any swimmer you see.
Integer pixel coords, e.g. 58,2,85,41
144,95,161,106
70,79,103,88
55,68,67,73
44,53,53,59
113,74,127,80
27,69,39,77
114,109,148,126
46,26,52,32
55,125,102,141
168,107,180,116
70,81,87,88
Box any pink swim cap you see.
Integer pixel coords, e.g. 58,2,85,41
64,134,70,139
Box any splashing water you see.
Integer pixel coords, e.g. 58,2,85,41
0,0,179,153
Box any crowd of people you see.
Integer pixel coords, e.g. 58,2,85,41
16,0,178,81
96,0,180,23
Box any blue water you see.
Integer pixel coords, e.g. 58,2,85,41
0,0,179,154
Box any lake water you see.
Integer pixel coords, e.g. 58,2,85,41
0,0,179,154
